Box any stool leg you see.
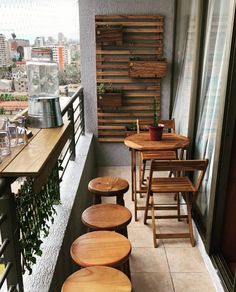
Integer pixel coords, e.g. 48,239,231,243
93,194,102,204
117,194,125,206
124,259,131,281
117,226,128,238
118,260,131,281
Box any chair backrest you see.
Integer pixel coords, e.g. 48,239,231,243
136,119,175,134
148,159,208,193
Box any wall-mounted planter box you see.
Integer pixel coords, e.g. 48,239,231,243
96,26,123,46
129,60,167,78
97,92,122,108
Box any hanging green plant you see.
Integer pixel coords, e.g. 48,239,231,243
15,161,63,274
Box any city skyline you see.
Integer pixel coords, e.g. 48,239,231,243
0,0,80,43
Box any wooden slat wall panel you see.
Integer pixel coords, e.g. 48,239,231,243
96,15,165,142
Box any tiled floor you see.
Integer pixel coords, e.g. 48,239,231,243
98,166,216,292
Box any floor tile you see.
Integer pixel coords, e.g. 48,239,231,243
172,272,216,292
165,247,208,273
130,247,169,273
131,272,174,292
128,226,160,248
158,219,192,247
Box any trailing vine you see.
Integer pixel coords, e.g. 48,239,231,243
15,162,63,274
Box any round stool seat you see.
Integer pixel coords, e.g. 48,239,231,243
61,266,131,292
70,231,131,267
88,176,129,197
82,203,132,231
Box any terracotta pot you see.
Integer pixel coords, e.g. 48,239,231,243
149,124,164,141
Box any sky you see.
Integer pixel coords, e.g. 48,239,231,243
0,0,80,43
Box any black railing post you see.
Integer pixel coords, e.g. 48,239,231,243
0,178,23,292
79,89,85,135
68,105,76,161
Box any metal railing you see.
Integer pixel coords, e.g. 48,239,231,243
0,87,84,292
60,87,85,179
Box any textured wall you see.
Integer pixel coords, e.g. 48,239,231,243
79,0,175,166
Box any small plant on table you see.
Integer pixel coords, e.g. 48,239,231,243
149,96,164,141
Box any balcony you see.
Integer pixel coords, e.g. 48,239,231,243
1,0,236,291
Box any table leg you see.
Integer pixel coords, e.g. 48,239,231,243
131,149,134,202
132,149,138,221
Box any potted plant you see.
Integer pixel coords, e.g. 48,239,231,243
97,83,122,108
149,96,164,141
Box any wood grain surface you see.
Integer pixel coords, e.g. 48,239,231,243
2,119,71,177
82,203,132,230
88,176,129,196
70,231,131,267
124,133,190,151
62,266,131,292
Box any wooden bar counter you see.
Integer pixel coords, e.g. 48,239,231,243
0,117,72,191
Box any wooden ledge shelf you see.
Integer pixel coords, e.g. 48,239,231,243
0,117,72,192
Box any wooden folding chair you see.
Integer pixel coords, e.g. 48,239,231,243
143,159,208,248
136,119,178,188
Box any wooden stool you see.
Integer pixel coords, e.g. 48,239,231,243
70,231,131,278
88,176,129,206
61,266,131,292
81,203,132,237
71,230,131,267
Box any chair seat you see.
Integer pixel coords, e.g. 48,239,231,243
88,176,129,196
61,266,131,292
149,177,195,193
70,231,131,267
81,203,132,231
141,150,177,161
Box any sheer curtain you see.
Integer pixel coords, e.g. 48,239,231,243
172,0,201,137
194,0,236,222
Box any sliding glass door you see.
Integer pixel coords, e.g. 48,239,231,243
193,0,236,229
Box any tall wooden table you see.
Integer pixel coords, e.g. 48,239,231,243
124,132,190,220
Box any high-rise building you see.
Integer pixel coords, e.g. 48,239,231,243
51,46,68,70
46,36,56,46
0,33,10,66
58,32,65,45
34,36,45,47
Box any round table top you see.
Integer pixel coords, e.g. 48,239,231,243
70,231,131,267
88,176,129,196
124,132,190,151
82,203,132,230
61,266,131,292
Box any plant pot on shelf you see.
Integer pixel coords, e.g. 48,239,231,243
96,25,123,46
97,92,122,108
149,124,164,141
129,60,167,78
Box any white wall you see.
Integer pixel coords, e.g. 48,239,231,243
79,0,175,166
